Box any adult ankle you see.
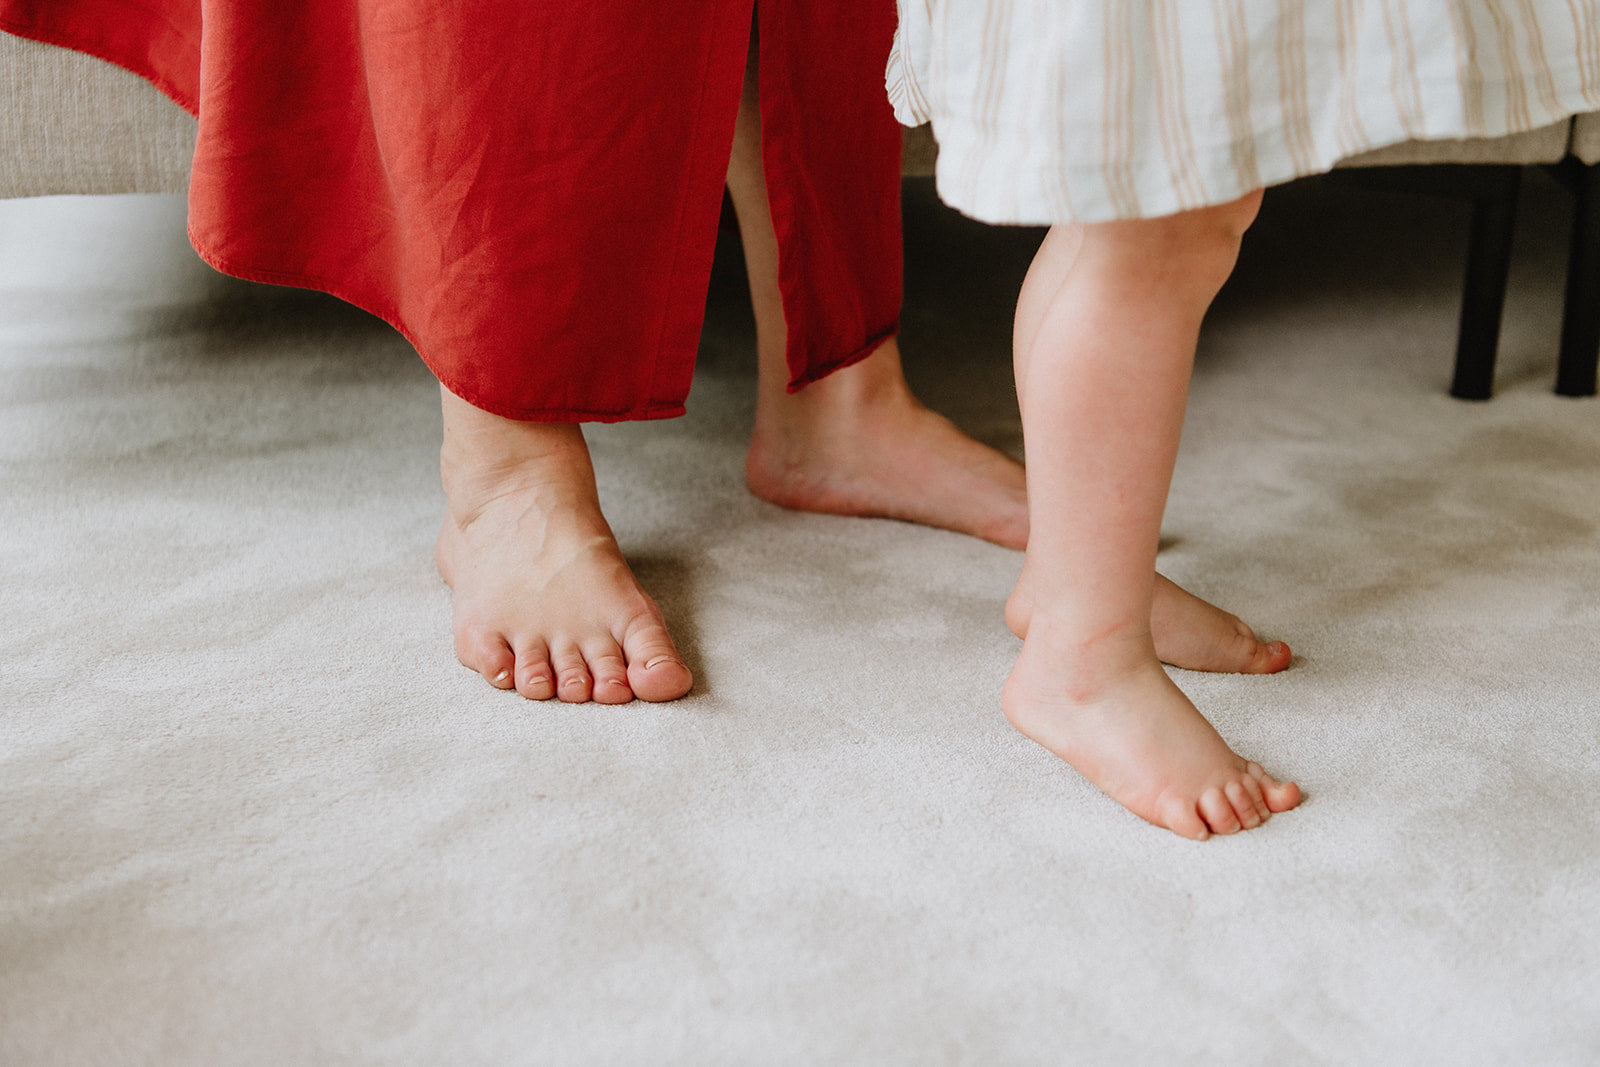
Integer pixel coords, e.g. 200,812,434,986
438,404,598,526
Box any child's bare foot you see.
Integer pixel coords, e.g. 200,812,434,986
1006,568,1291,675
437,389,692,703
745,339,1030,549
1001,623,1301,839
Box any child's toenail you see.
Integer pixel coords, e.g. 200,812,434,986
493,670,510,684
644,655,676,670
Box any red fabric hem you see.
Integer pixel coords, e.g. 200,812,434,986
190,226,687,424
1,14,199,114
786,324,899,393
7,4,905,423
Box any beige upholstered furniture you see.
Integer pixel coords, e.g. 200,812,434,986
6,33,1599,397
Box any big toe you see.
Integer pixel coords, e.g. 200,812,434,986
1151,576,1293,675
1210,619,1290,675
1158,794,1212,842
1249,762,1303,813
458,626,517,690
622,619,692,702
1242,636,1292,675
1265,778,1303,812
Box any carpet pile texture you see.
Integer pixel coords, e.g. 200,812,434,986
2,176,1597,1063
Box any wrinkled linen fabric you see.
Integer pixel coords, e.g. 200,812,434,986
888,0,1600,225
1,0,903,421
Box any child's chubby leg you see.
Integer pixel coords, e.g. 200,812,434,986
1002,193,1301,839
727,46,1279,679
1006,225,1291,676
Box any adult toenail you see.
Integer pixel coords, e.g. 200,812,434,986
644,655,677,670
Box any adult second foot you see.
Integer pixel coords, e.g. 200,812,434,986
745,339,1030,550
1001,625,1302,839
1006,570,1292,675
436,388,692,703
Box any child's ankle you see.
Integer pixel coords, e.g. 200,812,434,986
1014,613,1161,704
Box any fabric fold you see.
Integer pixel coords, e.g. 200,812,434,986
3,0,904,421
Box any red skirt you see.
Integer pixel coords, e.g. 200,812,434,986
1,1,904,421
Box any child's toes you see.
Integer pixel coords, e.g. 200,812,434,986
1247,639,1292,674
1198,787,1243,834
1225,780,1264,828
1266,778,1302,812
1159,796,1211,841
1224,615,1290,674
1248,762,1303,813
1239,773,1272,822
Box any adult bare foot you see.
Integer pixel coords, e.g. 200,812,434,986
1001,620,1302,839
436,388,693,703
1006,567,1291,675
745,338,1030,549
721,48,1028,551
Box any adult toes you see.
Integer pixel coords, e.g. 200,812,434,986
1225,780,1264,829
459,630,516,690
1198,787,1243,835
622,618,692,703
550,643,594,703
583,641,634,705
513,639,556,700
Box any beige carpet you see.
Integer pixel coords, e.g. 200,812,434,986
2,174,1597,1064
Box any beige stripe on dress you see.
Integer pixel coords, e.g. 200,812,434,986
1046,46,1077,218
1213,0,1263,189
1380,0,1427,138
1485,0,1535,129
1335,0,1375,155
1514,0,1566,118
959,0,1016,207
1276,0,1317,175
1152,0,1207,208
1446,1,1489,135
1101,3,1141,217
1571,0,1600,106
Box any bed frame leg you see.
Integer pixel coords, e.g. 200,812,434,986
1557,161,1600,398
1450,167,1521,401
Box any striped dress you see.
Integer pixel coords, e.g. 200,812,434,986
888,1,1600,224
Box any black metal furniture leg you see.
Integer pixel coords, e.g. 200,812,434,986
1557,161,1600,397
1451,168,1522,400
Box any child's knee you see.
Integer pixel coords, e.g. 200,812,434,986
1213,189,1264,236
1148,193,1260,295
